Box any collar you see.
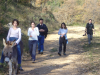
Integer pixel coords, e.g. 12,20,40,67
40,24,43,25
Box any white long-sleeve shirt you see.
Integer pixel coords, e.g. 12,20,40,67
7,27,21,44
28,27,39,40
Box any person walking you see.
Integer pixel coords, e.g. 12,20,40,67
85,19,95,44
58,22,68,56
28,21,39,62
37,18,48,54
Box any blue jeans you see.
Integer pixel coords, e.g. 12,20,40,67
38,35,44,52
29,40,37,61
87,34,93,44
0,37,21,64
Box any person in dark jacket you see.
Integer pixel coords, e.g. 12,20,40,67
85,19,95,44
37,18,48,54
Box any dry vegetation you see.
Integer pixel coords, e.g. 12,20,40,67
0,0,100,75
41,0,100,25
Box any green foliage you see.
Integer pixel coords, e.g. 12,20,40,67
47,0,64,10
68,22,85,26
50,48,57,52
77,0,84,5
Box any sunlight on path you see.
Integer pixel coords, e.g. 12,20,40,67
20,26,88,75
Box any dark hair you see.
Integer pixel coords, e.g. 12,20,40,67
39,18,43,21
31,21,35,25
61,22,67,29
12,19,19,25
89,19,92,21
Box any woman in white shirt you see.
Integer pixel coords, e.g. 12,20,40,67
28,21,39,62
0,19,23,70
58,22,68,56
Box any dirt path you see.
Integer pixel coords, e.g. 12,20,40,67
19,26,88,75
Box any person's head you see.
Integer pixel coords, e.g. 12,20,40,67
61,22,67,29
12,19,19,27
89,19,92,24
39,18,43,24
31,21,35,28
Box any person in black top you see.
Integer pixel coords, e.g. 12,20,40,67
37,18,48,54
86,19,95,44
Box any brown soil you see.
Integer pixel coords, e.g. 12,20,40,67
19,26,89,75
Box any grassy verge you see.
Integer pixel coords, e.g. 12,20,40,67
82,25,100,75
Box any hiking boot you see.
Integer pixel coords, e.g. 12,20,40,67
58,52,61,56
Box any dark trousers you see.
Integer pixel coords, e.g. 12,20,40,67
38,35,44,52
59,36,67,53
29,40,37,61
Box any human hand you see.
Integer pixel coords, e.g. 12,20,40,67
61,35,63,37
30,35,32,37
14,43,17,46
61,33,65,36
39,29,45,32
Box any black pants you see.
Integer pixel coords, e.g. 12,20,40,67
59,36,67,53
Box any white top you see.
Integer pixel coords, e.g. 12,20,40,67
28,27,39,40
7,27,21,44
58,28,68,39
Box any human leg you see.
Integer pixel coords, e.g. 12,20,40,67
32,41,37,61
40,35,44,54
87,34,91,44
63,40,67,55
58,37,63,56
38,36,41,54
28,40,33,57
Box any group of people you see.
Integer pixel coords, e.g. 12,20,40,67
0,18,94,71
0,18,48,71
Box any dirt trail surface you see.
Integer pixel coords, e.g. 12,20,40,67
19,26,88,75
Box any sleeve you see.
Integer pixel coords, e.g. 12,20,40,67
58,28,61,35
44,25,48,33
7,28,11,41
16,28,21,44
28,28,30,36
66,29,68,34
86,23,88,28
35,27,39,36
36,24,40,30
92,24,94,29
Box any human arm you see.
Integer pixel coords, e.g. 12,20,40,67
39,24,48,32
85,23,88,33
93,24,95,34
16,28,21,44
7,28,11,41
28,28,32,37
35,27,39,36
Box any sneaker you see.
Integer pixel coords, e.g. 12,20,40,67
40,51,43,54
58,52,61,56
38,50,40,54
63,53,66,55
40,50,43,54
19,66,24,71
32,59,35,63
